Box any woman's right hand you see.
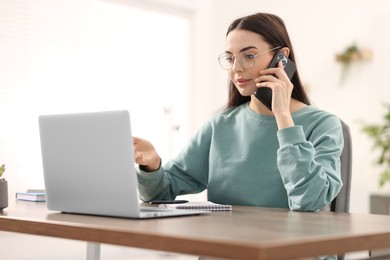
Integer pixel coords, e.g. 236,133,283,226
133,137,161,172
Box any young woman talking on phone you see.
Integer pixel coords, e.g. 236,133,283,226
134,13,343,214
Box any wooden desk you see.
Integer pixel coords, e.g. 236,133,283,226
2,200,390,260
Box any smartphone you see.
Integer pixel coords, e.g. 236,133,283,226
254,51,297,111
148,200,189,205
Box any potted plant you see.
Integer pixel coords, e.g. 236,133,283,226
0,164,8,210
336,43,372,85
361,104,390,187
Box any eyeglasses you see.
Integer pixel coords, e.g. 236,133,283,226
218,46,281,70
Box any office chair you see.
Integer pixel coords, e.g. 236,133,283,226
331,119,353,260
330,119,353,213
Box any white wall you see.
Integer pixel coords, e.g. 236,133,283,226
3,0,389,214
186,0,390,214
1,1,389,259
1,0,388,213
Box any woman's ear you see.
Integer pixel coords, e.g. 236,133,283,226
280,47,290,57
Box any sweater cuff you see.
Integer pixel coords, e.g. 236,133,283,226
137,166,164,181
277,125,306,147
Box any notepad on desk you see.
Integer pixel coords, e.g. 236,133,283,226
159,201,232,211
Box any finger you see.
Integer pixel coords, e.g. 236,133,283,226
269,67,285,78
256,82,277,91
134,152,144,165
256,76,278,87
257,75,278,83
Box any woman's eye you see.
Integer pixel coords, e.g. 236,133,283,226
244,53,255,60
225,56,234,63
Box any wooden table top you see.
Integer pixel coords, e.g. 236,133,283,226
2,200,390,259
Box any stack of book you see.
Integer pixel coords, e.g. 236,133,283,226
15,189,46,202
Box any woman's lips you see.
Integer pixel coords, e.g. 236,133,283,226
235,78,252,86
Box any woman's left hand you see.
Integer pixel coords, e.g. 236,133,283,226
255,61,293,115
255,61,295,129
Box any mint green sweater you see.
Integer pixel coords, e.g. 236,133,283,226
137,103,343,211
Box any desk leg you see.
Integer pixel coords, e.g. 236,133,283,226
86,242,101,260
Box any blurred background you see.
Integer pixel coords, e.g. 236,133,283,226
1,0,389,258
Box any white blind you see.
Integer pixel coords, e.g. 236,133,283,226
0,0,190,191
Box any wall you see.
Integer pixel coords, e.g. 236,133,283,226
1,0,388,213
2,0,388,214
188,0,390,213
1,1,389,259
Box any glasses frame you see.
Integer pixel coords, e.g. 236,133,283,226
218,46,281,70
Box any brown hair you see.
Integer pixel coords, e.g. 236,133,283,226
224,13,310,109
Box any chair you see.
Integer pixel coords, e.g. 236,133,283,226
330,119,353,213
331,119,353,260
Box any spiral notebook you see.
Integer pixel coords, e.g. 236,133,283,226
159,201,232,211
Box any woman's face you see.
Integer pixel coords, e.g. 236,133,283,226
224,29,274,97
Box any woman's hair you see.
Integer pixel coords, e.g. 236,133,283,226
224,12,310,109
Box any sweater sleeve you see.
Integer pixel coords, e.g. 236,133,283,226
136,123,211,202
276,116,343,211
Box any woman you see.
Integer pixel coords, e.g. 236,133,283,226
134,12,343,212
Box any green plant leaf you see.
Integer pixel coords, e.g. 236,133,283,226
361,103,390,187
379,170,390,187
0,164,5,178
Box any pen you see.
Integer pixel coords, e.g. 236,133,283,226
149,200,189,205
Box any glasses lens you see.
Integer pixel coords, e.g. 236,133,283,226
239,52,256,69
218,53,234,70
218,52,257,70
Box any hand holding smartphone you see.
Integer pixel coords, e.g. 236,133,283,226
254,51,296,111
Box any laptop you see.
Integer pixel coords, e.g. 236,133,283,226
38,110,208,218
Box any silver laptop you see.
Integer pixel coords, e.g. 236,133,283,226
38,110,207,218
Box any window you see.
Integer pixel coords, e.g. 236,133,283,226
0,0,190,189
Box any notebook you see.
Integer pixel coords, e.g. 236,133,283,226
38,110,209,219
160,201,232,211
